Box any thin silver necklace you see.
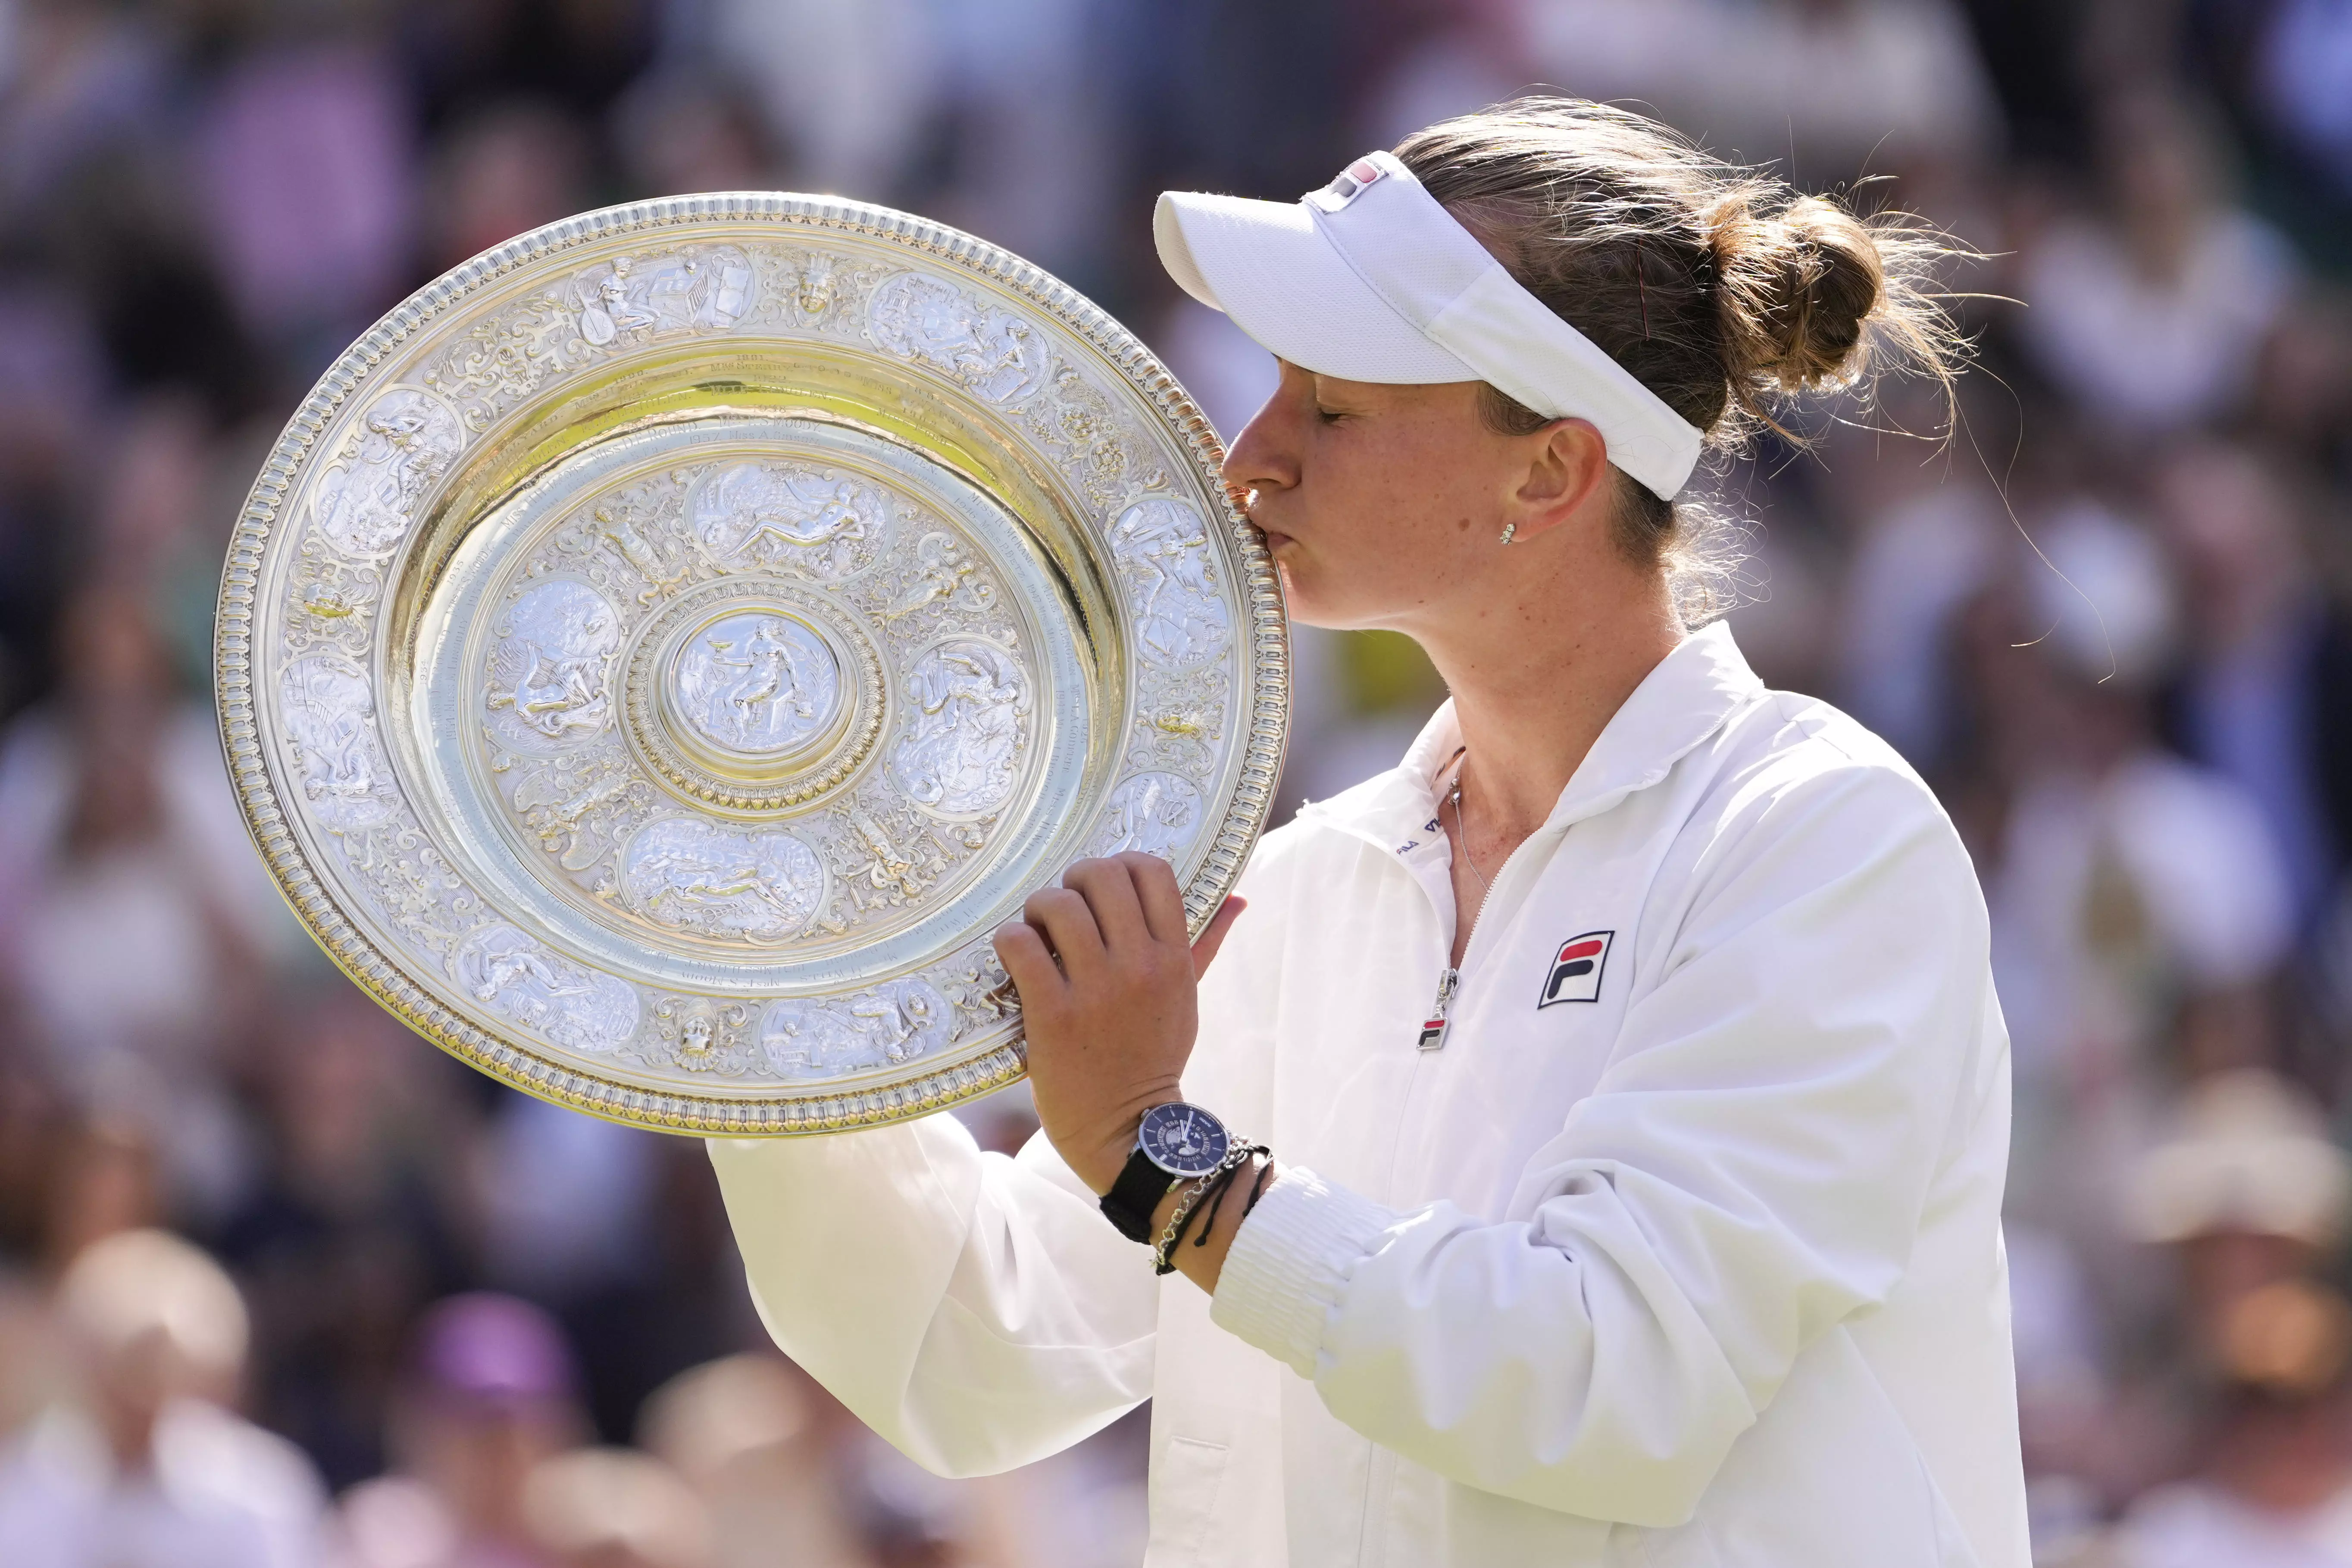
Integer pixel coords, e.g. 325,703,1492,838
1447,749,1490,903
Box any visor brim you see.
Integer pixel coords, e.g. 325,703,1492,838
1154,190,1477,386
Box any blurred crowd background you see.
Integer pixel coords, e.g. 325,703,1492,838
0,0,2346,1564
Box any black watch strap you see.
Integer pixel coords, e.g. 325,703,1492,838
1099,1146,1176,1243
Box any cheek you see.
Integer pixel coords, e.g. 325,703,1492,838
1316,440,1465,541
1282,448,1494,623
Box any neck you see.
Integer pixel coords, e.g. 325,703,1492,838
1413,565,1683,831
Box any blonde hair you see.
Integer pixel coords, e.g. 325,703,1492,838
1395,97,1969,621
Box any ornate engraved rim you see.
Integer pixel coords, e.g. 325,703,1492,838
214,191,1289,1136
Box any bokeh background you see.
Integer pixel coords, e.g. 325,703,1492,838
0,0,2348,1564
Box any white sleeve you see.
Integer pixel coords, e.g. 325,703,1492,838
1209,763,1993,1527
710,1110,1157,1477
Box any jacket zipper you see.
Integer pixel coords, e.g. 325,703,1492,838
1409,812,1564,1054
1415,966,1459,1051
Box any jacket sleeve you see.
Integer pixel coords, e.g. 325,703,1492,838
708,1107,1157,1477
1207,762,1995,1527
708,831,1302,1480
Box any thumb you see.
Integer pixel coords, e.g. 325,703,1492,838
1190,896,1247,978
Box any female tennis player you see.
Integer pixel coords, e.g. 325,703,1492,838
715,98,2024,1567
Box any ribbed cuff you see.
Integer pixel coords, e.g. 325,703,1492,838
1210,1165,1399,1377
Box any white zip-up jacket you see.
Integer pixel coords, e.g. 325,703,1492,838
713,622,2030,1567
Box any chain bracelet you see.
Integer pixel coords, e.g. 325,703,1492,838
1151,1141,1256,1273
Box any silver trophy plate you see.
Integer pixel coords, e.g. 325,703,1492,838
215,194,1287,1135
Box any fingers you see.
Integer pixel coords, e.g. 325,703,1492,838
992,919,1066,1009
1192,896,1247,978
1120,852,1190,946
1022,885,1106,979
1062,857,1152,953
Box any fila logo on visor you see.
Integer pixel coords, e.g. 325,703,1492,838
1316,158,1387,209
1538,931,1614,1008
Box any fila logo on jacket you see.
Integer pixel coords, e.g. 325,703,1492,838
1539,930,1614,1007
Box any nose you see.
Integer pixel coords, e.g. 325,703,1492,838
1220,364,1304,510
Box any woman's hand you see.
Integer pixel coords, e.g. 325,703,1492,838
992,853,1245,1193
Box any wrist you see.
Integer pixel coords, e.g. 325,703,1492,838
1067,1090,1184,1195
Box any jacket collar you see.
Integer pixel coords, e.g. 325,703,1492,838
1298,620,1766,850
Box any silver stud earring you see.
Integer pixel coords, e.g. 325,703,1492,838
1498,522,1517,545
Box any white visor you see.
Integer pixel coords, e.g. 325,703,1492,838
1155,150,1704,500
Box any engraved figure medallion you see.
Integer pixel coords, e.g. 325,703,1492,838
1095,772,1205,859
688,462,888,579
281,655,393,827
1110,497,1232,669
620,818,826,942
485,580,624,751
313,389,463,558
890,638,1031,816
574,247,755,346
452,924,640,1054
866,273,1051,404
760,978,952,1079
670,611,839,756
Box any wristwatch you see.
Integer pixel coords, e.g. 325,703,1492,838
1099,1101,1232,1243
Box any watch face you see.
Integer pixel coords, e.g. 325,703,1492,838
1137,1102,1230,1178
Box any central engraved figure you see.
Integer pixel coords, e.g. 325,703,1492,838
671,612,840,756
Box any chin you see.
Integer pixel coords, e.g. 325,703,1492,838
1275,575,1367,632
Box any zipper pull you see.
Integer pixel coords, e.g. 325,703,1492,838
1415,967,1459,1051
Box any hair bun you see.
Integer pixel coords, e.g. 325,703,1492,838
1704,191,1884,396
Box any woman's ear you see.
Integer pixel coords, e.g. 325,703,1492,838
1504,419,1612,543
